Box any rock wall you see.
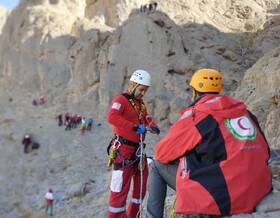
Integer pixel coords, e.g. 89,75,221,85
234,47,280,147
0,6,8,34
0,0,280,146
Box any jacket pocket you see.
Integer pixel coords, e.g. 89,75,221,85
110,170,123,192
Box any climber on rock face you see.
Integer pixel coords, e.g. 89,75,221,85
140,2,158,12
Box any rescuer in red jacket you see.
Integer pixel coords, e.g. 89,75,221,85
107,69,160,218
146,69,272,217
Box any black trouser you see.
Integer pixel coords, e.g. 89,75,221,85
24,143,30,153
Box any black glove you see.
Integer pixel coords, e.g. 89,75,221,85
151,126,160,135
132,125,147,134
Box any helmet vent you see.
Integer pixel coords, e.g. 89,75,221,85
189,69,222,92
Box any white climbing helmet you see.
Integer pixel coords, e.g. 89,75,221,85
130,70,151,86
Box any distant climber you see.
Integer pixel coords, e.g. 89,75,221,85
149,2,157,11
57,114,63,126
140,2,157,12
140,4,145,12
22,134,40,153
64,113,70,124
72,114,78,128
87,117,94,131
76,114,82,126
22,134,31,153
80,119,87,135
65,117,72,131
39,96,45,105
45,188,54,216
32,99,38,106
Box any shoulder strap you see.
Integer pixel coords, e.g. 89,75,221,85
121,93,132,100
122,93,137,111
121,93,146,116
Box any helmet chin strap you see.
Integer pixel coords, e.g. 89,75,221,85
131,83,139,98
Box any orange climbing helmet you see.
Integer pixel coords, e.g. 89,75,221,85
189,69,222,93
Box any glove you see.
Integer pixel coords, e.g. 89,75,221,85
132,125,147,134
151,126,160,135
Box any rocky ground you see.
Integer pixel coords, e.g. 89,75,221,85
0,89,280,218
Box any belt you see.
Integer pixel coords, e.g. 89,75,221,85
113,156,139,170
114,135,139,147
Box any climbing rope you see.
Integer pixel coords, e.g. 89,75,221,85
169,195,176,218
137,133,145,218
136,116,160,217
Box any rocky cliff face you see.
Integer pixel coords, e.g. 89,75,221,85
0,0,279,217
1,0,279,145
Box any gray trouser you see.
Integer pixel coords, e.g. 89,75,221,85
146,160,178,218
45,203,53,215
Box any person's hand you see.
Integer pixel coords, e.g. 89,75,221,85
133,125,147,134
151,126,160,135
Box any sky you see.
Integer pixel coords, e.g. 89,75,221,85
0,0,19,10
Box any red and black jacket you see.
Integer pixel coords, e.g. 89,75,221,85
155,94,272,216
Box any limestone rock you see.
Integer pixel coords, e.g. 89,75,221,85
0,6,8,34
85,0,147,27
234,47,280,147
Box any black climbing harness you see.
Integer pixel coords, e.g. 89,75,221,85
122,93,146,122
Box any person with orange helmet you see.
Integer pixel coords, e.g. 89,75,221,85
146,69,272,217
107,69,160,218
45,188,54,216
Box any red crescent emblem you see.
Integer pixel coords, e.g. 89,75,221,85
237,118,250,130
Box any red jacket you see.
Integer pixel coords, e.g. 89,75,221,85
45,192,54,204
155,94,271,216
107,91,157,160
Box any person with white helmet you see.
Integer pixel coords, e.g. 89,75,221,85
107,69,160,218
22,134,31,153
146,69,272,217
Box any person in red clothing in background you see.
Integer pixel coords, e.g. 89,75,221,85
146,69,272,217
39,96,45,105
107,69,160,218
45,188,54,216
